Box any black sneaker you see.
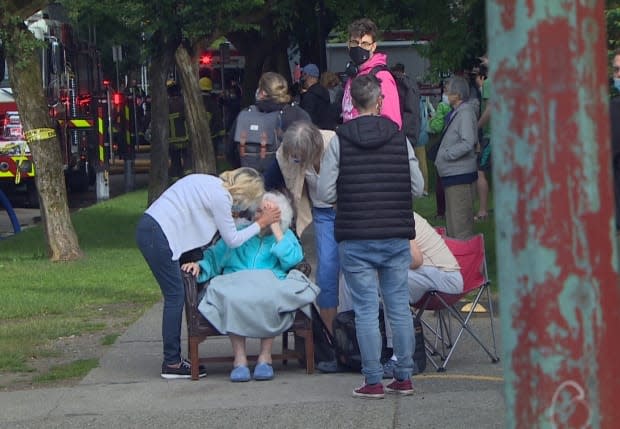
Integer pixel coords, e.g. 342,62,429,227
160,358,206,379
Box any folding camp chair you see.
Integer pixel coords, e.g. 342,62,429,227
412,233,499,372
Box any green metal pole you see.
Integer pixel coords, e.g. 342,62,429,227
487,0,620,427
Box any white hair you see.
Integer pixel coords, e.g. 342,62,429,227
262,191,294,232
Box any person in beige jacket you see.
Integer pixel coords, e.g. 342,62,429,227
265,122,339,333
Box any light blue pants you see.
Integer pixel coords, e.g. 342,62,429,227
339,238,414,384
312,207,340,308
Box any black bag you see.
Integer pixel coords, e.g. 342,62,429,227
332,309,390,371
427,111,459,163
370,65,420,145
427,138,441,163
333,309,426,374
412,317,426,374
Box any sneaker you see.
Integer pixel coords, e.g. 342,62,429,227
160,358,206,380
382,359,397,379
352,382,385,399
385,378,414,396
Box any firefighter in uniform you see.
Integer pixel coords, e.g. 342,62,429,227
199,76,225,156
167,81,191,179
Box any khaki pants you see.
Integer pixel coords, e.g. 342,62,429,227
444,182,475,239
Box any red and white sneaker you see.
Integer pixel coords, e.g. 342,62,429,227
385,378,414,395
352,381,385,399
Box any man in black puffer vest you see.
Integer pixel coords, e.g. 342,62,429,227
318,74,424,399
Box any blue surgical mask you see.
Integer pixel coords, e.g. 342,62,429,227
614,78,620,93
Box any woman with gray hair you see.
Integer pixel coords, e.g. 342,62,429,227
181,191,319,382
433,75,478,239
264,121,342,340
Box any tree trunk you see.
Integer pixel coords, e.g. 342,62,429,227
3,22,82,261
229,24,294,108
174,44,216,174
146,31,176,205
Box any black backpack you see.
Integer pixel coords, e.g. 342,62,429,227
370,65,421,146
332,309,391,372
333,309,426,374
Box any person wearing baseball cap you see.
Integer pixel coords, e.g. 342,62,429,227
300,63,333,129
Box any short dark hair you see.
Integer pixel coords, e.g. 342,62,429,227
350,74,381,111
348,18,378,41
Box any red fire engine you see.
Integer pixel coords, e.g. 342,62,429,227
0,5,106,206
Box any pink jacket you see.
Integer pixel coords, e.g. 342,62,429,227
341,52,402,129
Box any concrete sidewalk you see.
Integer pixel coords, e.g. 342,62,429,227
0,200,506,428
0,297,505,429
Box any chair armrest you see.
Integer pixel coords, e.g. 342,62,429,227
295,260,312,277
182,271,202,308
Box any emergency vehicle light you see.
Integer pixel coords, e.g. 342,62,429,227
200,54,212,65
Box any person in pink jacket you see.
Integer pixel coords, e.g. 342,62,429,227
341,18,402,129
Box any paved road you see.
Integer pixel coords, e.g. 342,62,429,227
0,172,149,237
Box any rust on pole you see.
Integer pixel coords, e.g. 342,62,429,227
487,0,620,427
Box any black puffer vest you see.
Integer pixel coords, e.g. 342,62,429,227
334,115,415,242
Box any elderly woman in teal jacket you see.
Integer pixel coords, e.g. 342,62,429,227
181,191,318,383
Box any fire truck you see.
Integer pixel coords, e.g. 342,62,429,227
0,4,106,205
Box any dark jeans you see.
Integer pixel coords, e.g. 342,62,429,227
135,214,184,365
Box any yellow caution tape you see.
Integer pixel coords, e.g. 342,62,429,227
25,128,56,143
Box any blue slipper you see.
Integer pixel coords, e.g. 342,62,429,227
230,365,250,382
253,362,274,381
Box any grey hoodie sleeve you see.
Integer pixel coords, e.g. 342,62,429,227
407,139,425,198
317,134,340,204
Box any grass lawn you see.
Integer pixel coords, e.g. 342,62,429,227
0,189,160,379
0,162,497,386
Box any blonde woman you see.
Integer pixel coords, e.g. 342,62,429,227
135,168,281,379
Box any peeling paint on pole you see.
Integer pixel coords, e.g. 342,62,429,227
487,0,620,427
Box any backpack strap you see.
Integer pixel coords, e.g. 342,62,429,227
369,64,390,79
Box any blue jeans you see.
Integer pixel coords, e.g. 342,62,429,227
135,214,184,365
312,207,340,308
339,238,414,384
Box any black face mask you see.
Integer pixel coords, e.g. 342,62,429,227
348,46,371,66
